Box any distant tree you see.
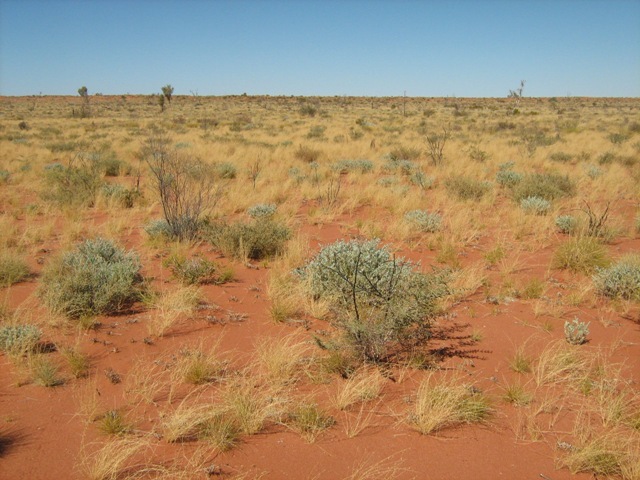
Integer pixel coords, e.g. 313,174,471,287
76,86,91,118
161,84,174,103
508,80,526,113
158,94,165,112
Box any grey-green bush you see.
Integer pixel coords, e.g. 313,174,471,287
39,238,143,319
555,215,578,234
207,219,290,260
404,210,442,232
298,239,450,362
520,196,551,216
511,173,576,202
247,203,277,219
445,176,492,201
593,255,640,301
0,324,42,355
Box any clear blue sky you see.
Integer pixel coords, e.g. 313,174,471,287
1,0,639,97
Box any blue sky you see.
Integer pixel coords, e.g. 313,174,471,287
1,0,639,97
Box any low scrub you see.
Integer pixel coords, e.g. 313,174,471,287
0,254,30,286
298,239,450,362
552,237,610,274
511,172,576,202
39,238,143,319
445,176,492,201
206,218,290,261
593,254,640,301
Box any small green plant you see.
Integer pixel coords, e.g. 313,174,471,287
495,169,523,188
521,278,545,299
0,324,42,356
144,219,173,240
564,318,590,345
285,402,335,443
520,196,551,215
29,354,63,387
509,346,532,374
445,176,492,201
502,382,533,406
404,210,442,233
61,346,91,378
511,173,576,202
593,255,640,301
247,203,277,219
295,145,322,163
555,215,578,234
0,254,30,287
198,412,240,451
552,237,609,274
39,238,143,319
164,254,219,285
206,218,290,261
98,410,131,436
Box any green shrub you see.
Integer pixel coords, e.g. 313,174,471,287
404,210,442,232
41,156,102,206
586,165,603,179
555,215,578,234
39,238,143,319
299,239,450,362
294,145,322,163
331,159,374,174
247,203,277,219
564,318,590,345
495,169,523,188
593,255,640,301
410,171,434,190
551,237,609,274
0,254,30,286
164,254,220,285
100,184,140,208
215,162,237,179
445,176,492,201
144,219,173,239
511,173,576,202
207,219,290,261
549,152,573,163
520,196,551,215
388,146,421,162
0,324,41,355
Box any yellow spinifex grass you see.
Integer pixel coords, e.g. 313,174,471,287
409,373,491,435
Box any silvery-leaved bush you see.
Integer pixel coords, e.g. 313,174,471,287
564,318,590,345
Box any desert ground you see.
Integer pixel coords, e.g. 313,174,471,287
0,94,638,479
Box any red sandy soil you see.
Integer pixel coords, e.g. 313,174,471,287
1,203,639,480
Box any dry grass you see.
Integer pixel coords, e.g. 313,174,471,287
333,367,386,410
80,436,152,480
145,285,200,337
409,373,492,435
254,333,311,386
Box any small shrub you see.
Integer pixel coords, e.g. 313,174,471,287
207,219,290,261
586,164,603,179
552,237,609,274
404,210,442,233
564,318,590,345
555,215,578,234
285,402,335,443
521,278,545,299
0,254,30,286
0,324,42,355
247,203,277,219
597,151,617,165
41,156,102,206
299,239,450,362
410,171,434,190
388,146,421,162
549,152,573,163
520,196,551,216
593,255,640,301
164,254,219,285
60,346,90,378
306,125,326,139
445,176,492,201
331,159,374,174
144,219,173,239
215,162,237,179
294,145,322,163
511,173,576,202
468,146,490,163
100,184,139,208
608,132,629,145
39,238,143,319
495,169,523,188
98,410,131,436
29,354,62,387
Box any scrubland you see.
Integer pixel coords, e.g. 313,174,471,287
0,94,639,479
